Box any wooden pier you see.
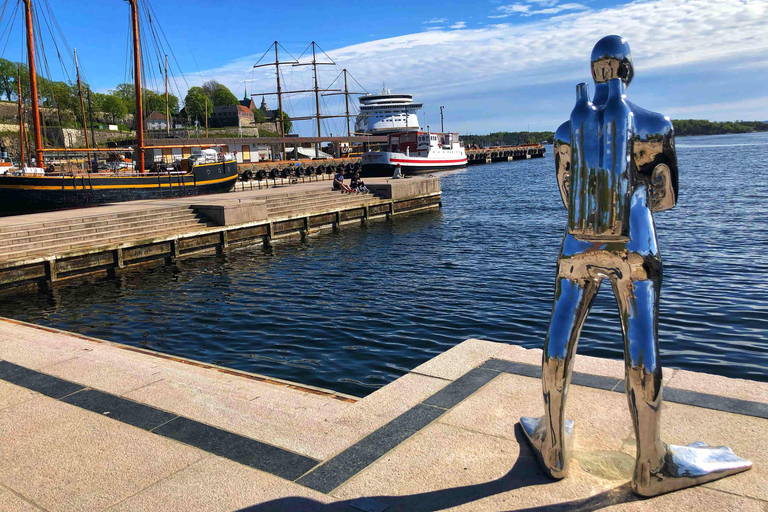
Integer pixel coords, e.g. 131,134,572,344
465,144,545,164
0,176,441,295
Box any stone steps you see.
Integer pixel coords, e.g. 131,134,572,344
266,194,375,212
0,210,204,248
0,217,212,257
0,205,191,235
0,209,214,262
266,193,381,219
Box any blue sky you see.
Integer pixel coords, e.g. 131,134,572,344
2,0,767,135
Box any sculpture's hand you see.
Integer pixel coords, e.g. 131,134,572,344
650,163,676,212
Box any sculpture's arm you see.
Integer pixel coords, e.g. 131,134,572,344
554,121,571,209
629,104,679,212
649,122,678,212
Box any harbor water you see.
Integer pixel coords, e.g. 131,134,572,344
1,132,766,397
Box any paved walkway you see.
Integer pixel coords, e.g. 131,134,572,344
0,318,765,511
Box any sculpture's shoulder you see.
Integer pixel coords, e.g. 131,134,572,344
555,120,571,145
627,101,673,140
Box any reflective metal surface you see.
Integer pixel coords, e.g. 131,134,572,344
521,35,752,497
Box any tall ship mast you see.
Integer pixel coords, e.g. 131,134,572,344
251,41,367,145
355,89,422,135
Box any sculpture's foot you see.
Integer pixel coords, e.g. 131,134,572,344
632,442,752,497
519,416,575,480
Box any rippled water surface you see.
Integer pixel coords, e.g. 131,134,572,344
2,132,767,396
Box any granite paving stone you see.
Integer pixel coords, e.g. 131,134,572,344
152,417,319,480
106,456,333,512
125,378,356,460
0,380,36,411
0,361,84,398
41,355,163,396
298,404,445,493
666,368,768,404
422,367,500,409
0,397,205,512
438,372,637,454
0,489,43,512
60,388,177,430
410,338,508,381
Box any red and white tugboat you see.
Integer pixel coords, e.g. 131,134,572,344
361,130,467,176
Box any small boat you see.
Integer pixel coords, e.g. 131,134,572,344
361,130,467,176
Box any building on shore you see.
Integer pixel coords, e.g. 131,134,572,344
210,105,256,128
145,111,169,131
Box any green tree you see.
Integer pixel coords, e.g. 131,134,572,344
252,108,266,123
201,80,220,99
101,94,127,123
112,83,135,113
0,58,16,101
274,109,292,134
212,86,238,107
184,86,211,123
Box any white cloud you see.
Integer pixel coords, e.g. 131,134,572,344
193,0,768,132
494,3,530,15
492,1,587,17
450,21,467,29
423,18,447,24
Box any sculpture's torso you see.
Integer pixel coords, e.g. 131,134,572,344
568,79,633,241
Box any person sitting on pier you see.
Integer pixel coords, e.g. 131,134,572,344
333,169,352,193
350,172,369,194
392,163,403,179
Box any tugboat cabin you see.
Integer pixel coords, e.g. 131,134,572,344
386,131,463,156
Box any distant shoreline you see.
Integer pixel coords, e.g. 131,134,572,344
671,119,768,137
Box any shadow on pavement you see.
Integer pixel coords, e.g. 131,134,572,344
236,425,639,512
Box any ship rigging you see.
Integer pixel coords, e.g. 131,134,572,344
249,41,369,154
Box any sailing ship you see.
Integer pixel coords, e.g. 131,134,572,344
361,130,467,176
0,0,238,215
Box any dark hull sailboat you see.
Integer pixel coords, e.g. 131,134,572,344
0,160,238,214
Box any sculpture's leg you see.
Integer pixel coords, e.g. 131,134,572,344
521,275,600,479
612,277,752,497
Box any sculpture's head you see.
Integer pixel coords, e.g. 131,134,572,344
591,35,634,88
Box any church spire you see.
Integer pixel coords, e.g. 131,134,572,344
260,95,269,111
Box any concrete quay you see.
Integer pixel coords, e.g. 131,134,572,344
0,318,765,512
0,176,441,295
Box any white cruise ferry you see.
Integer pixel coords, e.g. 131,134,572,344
361,130,467,176
355,89,422,134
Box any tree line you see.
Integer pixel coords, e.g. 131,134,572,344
462,119,768,146
671,119,768,136
0,59,290,133
463,131,554,147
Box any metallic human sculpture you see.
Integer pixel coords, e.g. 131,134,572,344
520,35,752,497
